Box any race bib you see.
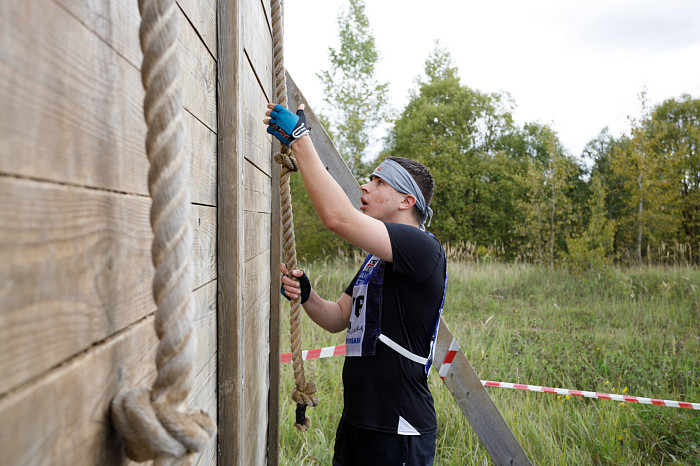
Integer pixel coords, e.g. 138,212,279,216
346,255,383,357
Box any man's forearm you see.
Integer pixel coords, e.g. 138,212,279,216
291,135,356,232
302,290,349,334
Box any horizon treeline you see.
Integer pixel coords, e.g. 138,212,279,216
291,1,699,268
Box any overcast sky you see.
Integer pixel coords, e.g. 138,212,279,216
284,0,700,159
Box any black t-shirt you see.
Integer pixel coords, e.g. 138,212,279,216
341,222,446,435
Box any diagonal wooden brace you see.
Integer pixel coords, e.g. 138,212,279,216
434,319,531,466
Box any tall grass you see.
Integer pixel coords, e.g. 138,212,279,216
278,257,699,465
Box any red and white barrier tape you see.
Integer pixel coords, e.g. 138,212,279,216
280,344,345,364
480,381,700,410
280,342,699,410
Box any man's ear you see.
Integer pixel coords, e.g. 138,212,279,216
398,194,417,211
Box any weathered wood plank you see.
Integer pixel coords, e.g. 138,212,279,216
177,0,218,59
244,212,272,262
244,160,272,214
242,55,273,176
0,0,217,203
267,158,282,466
243,288,271,466
286,72,362,209
54,0,216,131
434,319,531,465
177,5,218,132
217,0,245,463
0,281,217,465
244,249,272,314
0,177,216,395
242,0,272,101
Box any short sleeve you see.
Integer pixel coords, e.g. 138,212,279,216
385,223,443,282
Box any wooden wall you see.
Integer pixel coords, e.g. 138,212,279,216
0,0,278,464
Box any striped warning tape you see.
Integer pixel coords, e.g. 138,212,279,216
280,344,345,364
281,342,699,410
480,381,700,410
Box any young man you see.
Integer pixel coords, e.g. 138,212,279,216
265,104,446,465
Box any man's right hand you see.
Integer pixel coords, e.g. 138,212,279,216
280,263,311,303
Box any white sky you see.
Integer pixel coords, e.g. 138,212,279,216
284,0,700,159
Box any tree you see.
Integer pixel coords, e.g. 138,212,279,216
565,174,616,272
609,89,676,262
384,44,519,249
514,126,577,265
317,0,390,179
653,95,700,264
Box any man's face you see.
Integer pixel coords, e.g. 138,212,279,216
359,176,407,222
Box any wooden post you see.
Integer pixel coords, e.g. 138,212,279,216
217,0,244,463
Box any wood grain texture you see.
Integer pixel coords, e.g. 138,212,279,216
242,0,272,100
217,0,245,463
0,281,217,465
243,287,271,465
267,159,282,466
0,0,216,204
178,0,218,59
0,177,216,395
434,319,531,465
242,58,274,176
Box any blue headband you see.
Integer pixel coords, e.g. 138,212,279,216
371,159,433,229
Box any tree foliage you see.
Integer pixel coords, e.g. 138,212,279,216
317,0,390,179
384,44,521,249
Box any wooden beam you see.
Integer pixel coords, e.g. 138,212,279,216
285,72,362,209
217,0,244,463
434,319,532,465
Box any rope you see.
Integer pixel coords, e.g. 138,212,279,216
271,0,319,432
110,1,215,463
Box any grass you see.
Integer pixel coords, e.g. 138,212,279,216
277,258,700,465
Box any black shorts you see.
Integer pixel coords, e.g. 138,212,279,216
332,417,437,466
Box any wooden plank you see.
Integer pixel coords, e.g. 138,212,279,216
177,5,218,132
244,250,272,313
243,288,271,466
0,0,217,204
244,160,272,214
434,319,531,465
217,0,245,463
286,72,362,209
55,0,216,131
267,158,282,466
0,177,216,395
177,0,218,59
242,58,274,176
244,212,272,262
0,281,217,465
242,0,273,101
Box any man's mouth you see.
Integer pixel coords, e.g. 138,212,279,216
360,197,368,210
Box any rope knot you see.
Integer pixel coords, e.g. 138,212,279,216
111,387,216,464
291,381,319,407
274,148,299,173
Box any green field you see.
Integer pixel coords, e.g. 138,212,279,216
277,257,699,465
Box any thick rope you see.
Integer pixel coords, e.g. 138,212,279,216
271,0,319,432
110,1,215,463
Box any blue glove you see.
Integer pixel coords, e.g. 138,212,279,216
266,104,309,147
281,271,312,304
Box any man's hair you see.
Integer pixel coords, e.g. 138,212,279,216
386,156,434,224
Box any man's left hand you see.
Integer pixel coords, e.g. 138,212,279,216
265,103,309,147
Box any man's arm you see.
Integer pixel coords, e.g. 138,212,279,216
266,104,393,262
281,264,352,333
